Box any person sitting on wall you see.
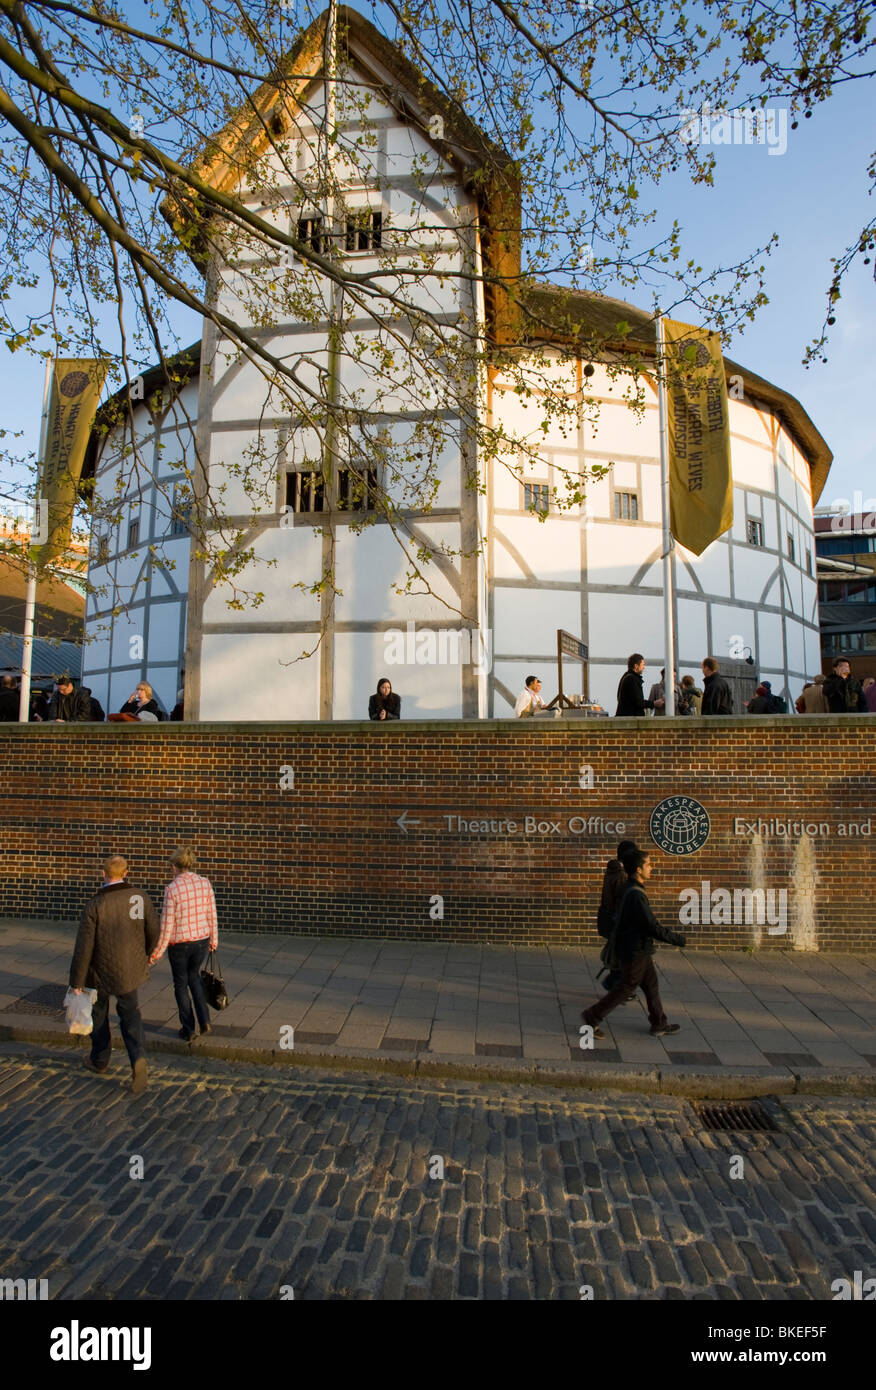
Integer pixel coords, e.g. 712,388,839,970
615,654,655,716
514,675,546,718
700,657,734,715
118,681,164,721
46,675,93,723
369,677,401,721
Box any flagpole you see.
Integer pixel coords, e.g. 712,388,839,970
19,358,53,722
656,315,676,718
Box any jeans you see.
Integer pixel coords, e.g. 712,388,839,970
167,937,211,1034
586,953,668,1029
91,989,145,1068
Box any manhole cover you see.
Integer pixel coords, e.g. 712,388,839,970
692,1100,778,1133
1,983,66,1016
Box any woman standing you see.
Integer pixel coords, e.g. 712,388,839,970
149,847,218,1041
368,677,401,721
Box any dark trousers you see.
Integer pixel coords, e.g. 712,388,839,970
167,938,211,1033
91,989,145,1068
587,953,668,1029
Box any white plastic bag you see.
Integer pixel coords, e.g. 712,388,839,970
64,987,97,1035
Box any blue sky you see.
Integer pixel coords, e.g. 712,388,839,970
0,8,872,513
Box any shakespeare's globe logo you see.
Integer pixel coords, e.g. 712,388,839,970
650,796,710,856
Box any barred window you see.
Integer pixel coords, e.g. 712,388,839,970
127,516,140,549
614,490,639,521
786,532,796,563
345,210,382,253
96,534,110,565
524,483,550,514
170,484,192,537
296,216,324,255
747,518,764,546
286,469,325,514
337,467,378,511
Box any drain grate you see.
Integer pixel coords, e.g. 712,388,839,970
1,983,66,1016
693,1100,778,1133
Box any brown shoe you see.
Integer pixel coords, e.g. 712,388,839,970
84,1056,110,1075
199,1023,212,1037
130,1057,148,1095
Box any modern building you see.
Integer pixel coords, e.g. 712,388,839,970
79,7,831,721
814,506,876,681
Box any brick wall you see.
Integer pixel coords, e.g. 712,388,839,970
2,717,873,950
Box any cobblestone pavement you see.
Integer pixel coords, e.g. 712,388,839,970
0,1044,874,1301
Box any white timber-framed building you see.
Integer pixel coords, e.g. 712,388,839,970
80,7,832,721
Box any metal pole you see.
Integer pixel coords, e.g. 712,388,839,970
19,358,53,722
656,315,676,717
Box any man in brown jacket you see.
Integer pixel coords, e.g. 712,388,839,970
69,855,160,1094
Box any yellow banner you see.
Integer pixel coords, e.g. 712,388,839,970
663,318,732,556
33,358,108,567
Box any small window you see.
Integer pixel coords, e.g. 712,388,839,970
286,469,325,514
170,484,191,537
614,491,639,521
806,549,812,575
127,517,140,549
337,467,378,511
296,216,324,256
524,483,550,515
786,532,795,563
747,518,764,546
96,535,110,566
345,210,382,254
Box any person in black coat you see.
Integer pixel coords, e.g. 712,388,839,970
700,657,734,715
597,838,638,993
582,848,686,1038
69,853,160,1094
615,654,655,716
0,676,19,721
369,677,401,721
46,676,92,722
823,658,866,713
118,681,163,720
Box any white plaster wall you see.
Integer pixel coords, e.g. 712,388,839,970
200,632,320,719
333,631,463,719
493,587,582,657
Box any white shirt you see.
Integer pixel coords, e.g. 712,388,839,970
515,686,546,717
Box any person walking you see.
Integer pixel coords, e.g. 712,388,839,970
68,854,159,1094
149,847,219,1041
616,654,656,716
581,848,686,1037
824,658,866,713
700,657,734,715
368,677,401,721
597,838,638,993
514,674,546,718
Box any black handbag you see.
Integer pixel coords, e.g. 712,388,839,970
200,950,229,1011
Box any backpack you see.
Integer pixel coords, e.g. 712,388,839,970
767,695,787,714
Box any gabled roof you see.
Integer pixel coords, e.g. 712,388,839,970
165,5,521,341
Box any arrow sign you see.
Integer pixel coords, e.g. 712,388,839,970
397,811,421,834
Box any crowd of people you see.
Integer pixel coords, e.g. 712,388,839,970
2,655,873,725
